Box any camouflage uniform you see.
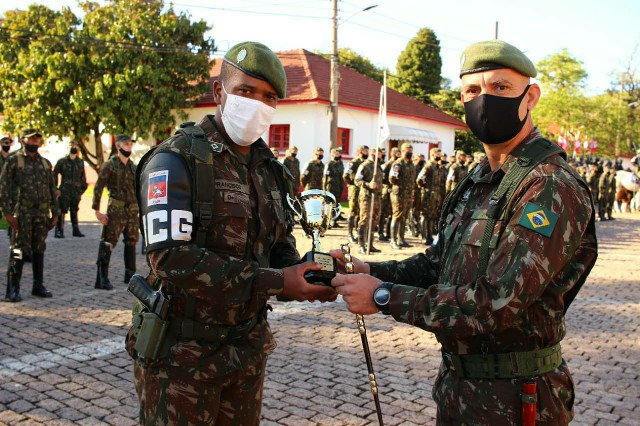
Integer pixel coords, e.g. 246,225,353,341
378,156,396,240
92,154,139,289
283,154,300,195
369,132,598,425
585,168,599,204
1,147,59,301
410,160,425,238
389,157,416,247
355,157,383,252
300,158,324,191
323,156,344,207
416,159,443,244
446,161,468,193
54,154,88,237
598,168,616,220
127,115,299,425
344,155,366,242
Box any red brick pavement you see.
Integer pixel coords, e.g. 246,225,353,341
0,196,638,425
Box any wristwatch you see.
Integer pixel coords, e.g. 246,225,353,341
373,282,394,315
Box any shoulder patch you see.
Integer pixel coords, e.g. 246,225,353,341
517,202,558,237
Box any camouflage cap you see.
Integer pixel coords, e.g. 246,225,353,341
21,128,42,139
224,41,287,99
357,145,370,153
401,142,413,150
430,147,442,156
115,134,135,143
460,40,537,78
390,147,400,155
331,147,343,154
314,147,325,153
270,147,279,153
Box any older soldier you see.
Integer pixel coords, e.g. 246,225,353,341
331,40,597,425
344,145,368,243
93,134,139,290
355,147,384,254
1,129,58,302
54,142,88,238
416,147,444,245
446,150,468,193
127,41,335,425
323,146,345,227
598,161,616,221
283,146,300,194
389,142,416,249
378,146,399,241
301,147,324,191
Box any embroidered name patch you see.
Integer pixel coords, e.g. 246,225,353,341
148,170,168,206
517,202,558,238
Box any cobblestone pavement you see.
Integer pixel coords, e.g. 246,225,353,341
0,194,638,425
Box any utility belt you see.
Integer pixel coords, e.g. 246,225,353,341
168,315,260,343
441,343,562,379
19,200,50,212
109,198,138,211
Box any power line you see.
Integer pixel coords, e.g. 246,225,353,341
171,2,330,19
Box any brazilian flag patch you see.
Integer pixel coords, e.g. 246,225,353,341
517,202,558,238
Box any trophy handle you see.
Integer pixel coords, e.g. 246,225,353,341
286,194,302,217
332,203,341,221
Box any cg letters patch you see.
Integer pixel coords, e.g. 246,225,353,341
148,170,169,206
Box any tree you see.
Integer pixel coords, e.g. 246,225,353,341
390,27,442,104
536,49,588,93
0,0,215,171
318,47,386,83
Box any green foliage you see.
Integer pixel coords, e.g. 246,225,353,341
430,88,481,155
0,0,215,171
390,27,442,104
318,47,386,83
537,49,588,93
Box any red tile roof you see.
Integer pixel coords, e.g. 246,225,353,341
197,49,466,129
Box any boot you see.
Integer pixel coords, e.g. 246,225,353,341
31,253,52,298
390,219,401,250
95,242,113,290
54,214,65,238
70,211,84,237
348,217,357,244
358,225,367,254
5,251,24,303
399,218,412,248
124,244,136,283
378,215,389,241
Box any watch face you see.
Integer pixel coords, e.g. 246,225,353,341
374,288,391,306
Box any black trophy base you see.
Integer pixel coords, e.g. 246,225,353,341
299,251,336,286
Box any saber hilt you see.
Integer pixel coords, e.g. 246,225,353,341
341,243,384,426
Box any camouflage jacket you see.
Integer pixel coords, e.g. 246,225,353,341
369,134,598,356
301,159,324,190
446,162,468,192
54,155,88,197
598,170,616,200
416,160,444,194
586,172,599,200
381,158,396,188
389,158,416,200
355,159,383,198
344,157,365,186
323,159,344,195
92,155,137,210
0,149,59,217
283,155,300,189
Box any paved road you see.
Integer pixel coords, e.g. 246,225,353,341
0,195,638,425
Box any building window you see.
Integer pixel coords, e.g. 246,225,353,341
269,124,290,151
338,128,351,155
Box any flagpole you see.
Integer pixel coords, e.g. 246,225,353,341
366,71,386,255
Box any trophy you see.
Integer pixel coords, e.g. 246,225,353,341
287,190,341,286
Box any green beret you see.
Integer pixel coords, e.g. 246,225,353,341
460,40,536,78
115,134,135,143
224,41,287,98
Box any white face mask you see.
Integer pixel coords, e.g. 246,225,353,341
220,83,276,146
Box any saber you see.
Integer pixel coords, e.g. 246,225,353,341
341,243,384,426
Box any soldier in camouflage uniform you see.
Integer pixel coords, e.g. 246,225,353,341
0,137,12,220
323,147,344,227
378,146,399,241
389,142,416,249
586,163,600,211
446,150,469,193
344,145,368,243
410,154,426,238
1,129,58,302
300,147,324,191
126,41,335,426
598,160,616,221
332,40,598,425
53,142,88,238
92,134,139,290
355,147,384,254
283,146,300,195
416,147,444,245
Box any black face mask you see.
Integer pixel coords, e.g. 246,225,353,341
119,147,132,157
317,154,324,161
404,152,413,160
464,85,530,145
334,156,342,161
2,145,10,152
361,153,368,160
381,156,386,162
25,144,39,153
70,147,78,154
291,152,297,158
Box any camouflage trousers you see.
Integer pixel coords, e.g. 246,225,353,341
326,185,343,205
12,211,50,254
419,190,443,222
134,357,267,426
347,185,360,219
390,192,412,220
59,192,82,214
380,187,391,219
102,203,139,247
358,193,381,228
433,359,574,425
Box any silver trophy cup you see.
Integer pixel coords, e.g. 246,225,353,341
287,190,341,285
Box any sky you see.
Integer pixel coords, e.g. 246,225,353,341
2,0,640,94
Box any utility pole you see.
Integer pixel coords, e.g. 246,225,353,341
494,21,499,39
329,0,339,150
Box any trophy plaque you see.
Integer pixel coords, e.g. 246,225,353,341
287,190,341,286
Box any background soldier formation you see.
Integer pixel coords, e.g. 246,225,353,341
54,142,88,238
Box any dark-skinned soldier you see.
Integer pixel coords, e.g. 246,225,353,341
53,141,88,238
300,147,324,191
283,145,300,195
355,147,384,254
344,145,369,243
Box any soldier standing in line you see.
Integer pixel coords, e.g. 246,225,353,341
283,146,300,195
270,147,280,160
378,146,399,242
446,150,469,193
323,146,344,227
53,142,88,238
1,129,58,302
586,163,600,214
467,151,486,173
389,142,416,249
416,147,444,245
355,147,384,254
598,160,616,221
300,147,324,191
344,145,368,243
1,136,16,238
92,134,139,290
410,153,426,238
